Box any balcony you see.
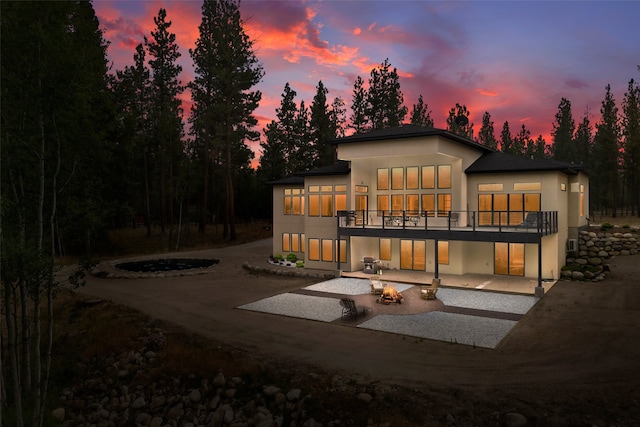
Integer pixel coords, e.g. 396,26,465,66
337,210,558,243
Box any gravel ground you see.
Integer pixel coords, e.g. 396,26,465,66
239,278,538,348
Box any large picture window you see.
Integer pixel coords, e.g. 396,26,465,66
283,188,304,215
400,240,426,270
322,239,333,261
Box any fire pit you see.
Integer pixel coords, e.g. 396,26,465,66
376,284,403,304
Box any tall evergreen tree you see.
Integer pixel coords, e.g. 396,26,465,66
574,110,593,166
500,121,513,153
512,124,531,156
113,43,153,234
366,58,408,129
145,8,185,234
477,111,498,150
330,97,347,139
349,75,368,134
622,78,640,214
551,97,577,162
410,94,434,127
310,81,337,166
261,83,299,177
189,0,263,240
592,85,621,216
294,99,313,171
446,103,474,138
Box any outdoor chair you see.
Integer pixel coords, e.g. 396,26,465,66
339,298,371,319
420,278,440,300
449,212,459,227
370,278,385,295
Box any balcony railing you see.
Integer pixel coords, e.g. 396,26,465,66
337,210,558,236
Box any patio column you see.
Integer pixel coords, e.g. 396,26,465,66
434,238,439,279
535,237,544,298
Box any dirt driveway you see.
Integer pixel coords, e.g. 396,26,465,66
79,238,640,422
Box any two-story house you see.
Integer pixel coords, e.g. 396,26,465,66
271,125,589,296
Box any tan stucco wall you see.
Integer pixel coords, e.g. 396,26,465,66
272,184,305,258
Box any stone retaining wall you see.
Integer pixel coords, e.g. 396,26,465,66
563,229,638,281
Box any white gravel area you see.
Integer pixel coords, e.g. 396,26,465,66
437,288,539,314
239,293,343,322
358,312,517,349
304,278,414,295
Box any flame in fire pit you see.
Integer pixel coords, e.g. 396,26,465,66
382,284,399,299
378,284,403,304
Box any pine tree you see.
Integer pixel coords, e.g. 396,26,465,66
477,111,498,150
310,81,337,166
366,58,408,129
446,103,474,139
261,83,299,177
551,98,576,162
574,110,593,166
113,43,153,235
592,85,621,216
410,94,435,127
350,75,368,134
145,8,185,234
500,121,513,153
330,97,347,139
512,124,531,156
189,0,263,240
622,78,640,214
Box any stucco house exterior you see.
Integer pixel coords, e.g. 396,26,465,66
271,125,589,294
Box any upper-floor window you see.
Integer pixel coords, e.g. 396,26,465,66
308,184,345,217
377,168,389,190
283,188,305,215
421,166,435,189
437,165,451,189
391,167,404,190
406,167,419,189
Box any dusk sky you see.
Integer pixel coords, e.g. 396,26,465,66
94,0,640,161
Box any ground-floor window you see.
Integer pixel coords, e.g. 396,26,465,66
400,240,426,270
379,238,391,261
282,233,304,254
322,239,333,261
495,242,524,276
336,239,347,263
438,241,449,265
308,239,320,261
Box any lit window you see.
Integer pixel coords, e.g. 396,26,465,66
438,241,449,265
308,195,320,216
321,194,333,216
406,167,419,189
322,239,333,261
421,194,435,217
337,240,347,263
437,165,451,189
282,234,290,252
377,195,389,216
437,194,451,216
514,182,541,191
379,238,391,261
406,194,419,215
291,234,299,252
478,183,503,192
391,194,403,215
421,166,435,189
377,168,389,190
391,167,404,190
335,194,347,214
308,239,320,261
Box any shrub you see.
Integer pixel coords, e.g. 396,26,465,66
273,254,284,261
296,261,304,268
286,253,298,262
600,222,614,231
